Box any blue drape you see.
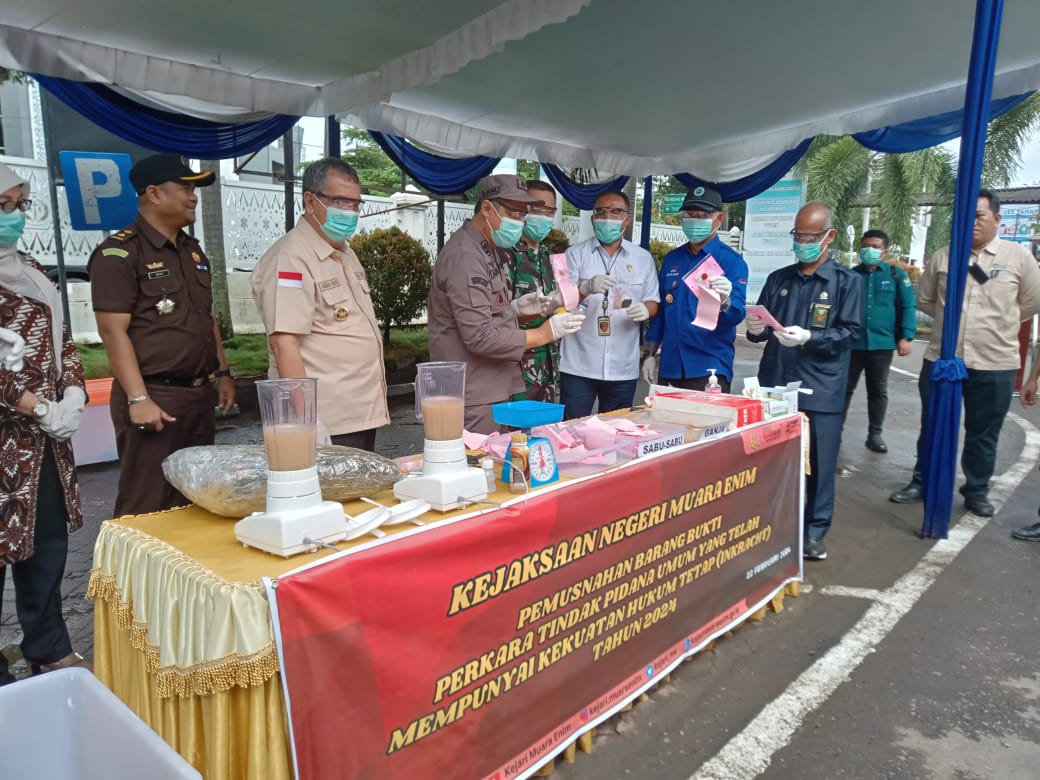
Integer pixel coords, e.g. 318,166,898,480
854,91,1031,153
674,139,814,202
33,75,300,159
541,165,630,210
368,131,499,195
921,0,1005,539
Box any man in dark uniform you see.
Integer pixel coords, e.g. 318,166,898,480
746,202,862,562
90,154,236,516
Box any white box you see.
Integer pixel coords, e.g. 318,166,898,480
0,668,201,779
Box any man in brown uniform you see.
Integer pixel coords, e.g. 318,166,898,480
90,154,236,516
251,158,389,451
428,174,585,433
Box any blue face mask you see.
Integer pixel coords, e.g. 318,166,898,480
489,204,525,248
0,210,26,248
319,204,359,243
594,219,624,245
523,214,554,242
682,217,716,244
793,239,826,264
859,247,883,265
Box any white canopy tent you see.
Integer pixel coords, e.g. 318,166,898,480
3,0,1040,177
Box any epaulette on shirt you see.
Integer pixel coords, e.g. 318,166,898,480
96,226,137,259
109,226,136,243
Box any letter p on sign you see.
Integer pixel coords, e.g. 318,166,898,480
59,151,139,230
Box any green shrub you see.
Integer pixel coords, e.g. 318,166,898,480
350,227,432,343
543,228,570,254
649,239,676,271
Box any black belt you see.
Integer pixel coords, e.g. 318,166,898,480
142,374,209,388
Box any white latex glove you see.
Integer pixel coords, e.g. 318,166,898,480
511,289,545,318
316,417,332,446
579,274,616,296
0,327,26,372
745,314,766,336
775,325,811,347
549,311,586,339
641,355,658,384
709,276,732,301
62,385,87,412
540,289,566,317
626,302,650,322
39,398,79,440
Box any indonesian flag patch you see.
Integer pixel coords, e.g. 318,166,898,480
277,271,304,288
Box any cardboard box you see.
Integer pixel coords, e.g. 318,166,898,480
649,390,763,429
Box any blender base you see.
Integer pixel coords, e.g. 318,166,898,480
234,500,347,557
393,469,488,511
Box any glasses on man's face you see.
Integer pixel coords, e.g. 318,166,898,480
593,207,628,219
313,192,363,212
789,228,830,242
493,201,529,221
529,204,556,218
0,199,32,214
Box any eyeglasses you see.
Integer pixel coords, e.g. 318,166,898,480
528,204,556,218
493,201,529,221
789,228,831,242
0,199,32,214
312,192,363,212
593,207,629,219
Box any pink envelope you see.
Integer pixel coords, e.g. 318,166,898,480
550,254,580,310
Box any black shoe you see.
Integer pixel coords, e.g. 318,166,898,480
803,538,827,560
890,482,923,503
1011,521,1040,541
963,495,995,517
865,433,887,453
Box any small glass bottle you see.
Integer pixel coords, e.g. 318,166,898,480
509,433,530,493
480,457,497,492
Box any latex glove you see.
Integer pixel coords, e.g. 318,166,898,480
540,289,566,317
316,417,332,446
775,325,811,347
511,289,546,318
579,274,616,296
745,314,766,336
710,276,732,301
626,302,650,322
549,311,586,339
0,327,25,372
641,355,658,384
61,385,87,412
39,398,80,440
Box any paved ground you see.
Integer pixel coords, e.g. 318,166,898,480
5,337,1040,780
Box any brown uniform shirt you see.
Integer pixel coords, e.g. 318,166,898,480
251,218,389,435
89,215,218,378
428,220,526,407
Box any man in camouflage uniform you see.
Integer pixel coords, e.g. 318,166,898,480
510,180,561,401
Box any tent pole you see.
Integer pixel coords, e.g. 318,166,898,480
327,116,341,158
640,176,653,250
39,94,72,328
921,0,1005,538
283,129,295,233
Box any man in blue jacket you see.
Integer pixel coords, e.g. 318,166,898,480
746,202,862,561
642,186,748,391
843,229,916,453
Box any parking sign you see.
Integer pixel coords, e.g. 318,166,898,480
59,151,138,231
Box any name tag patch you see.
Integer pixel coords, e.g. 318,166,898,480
318,278,341,292
147,269,171,280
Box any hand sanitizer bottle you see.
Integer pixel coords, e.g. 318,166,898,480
707,369,722,394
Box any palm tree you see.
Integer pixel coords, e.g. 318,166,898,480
800,91,1040,260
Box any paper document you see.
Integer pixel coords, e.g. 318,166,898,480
550,254,580,310
746,305,784,331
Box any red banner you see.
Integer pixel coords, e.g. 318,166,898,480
272,416,804,780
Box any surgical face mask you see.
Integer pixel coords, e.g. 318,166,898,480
489,203,525,248
682,217,716,243
793,238,827,264
859,247,883,265
523,214,554,242
0,210,26,248
318,203,359,243
594,219,624,245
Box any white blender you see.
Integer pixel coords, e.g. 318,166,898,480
235,378,349,556
393,361,489,511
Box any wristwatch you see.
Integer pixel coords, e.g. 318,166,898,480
213,368,236,379
32,397,50,419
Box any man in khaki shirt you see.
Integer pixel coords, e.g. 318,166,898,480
251,158,388,451
891,189,1040,516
